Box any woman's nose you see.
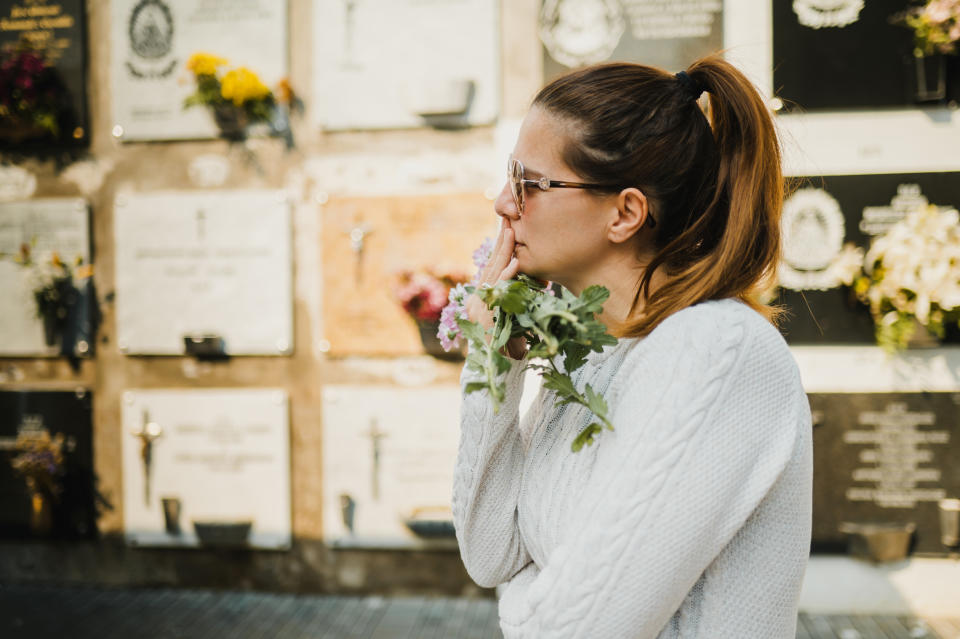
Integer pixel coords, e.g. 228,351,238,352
494,182,520,220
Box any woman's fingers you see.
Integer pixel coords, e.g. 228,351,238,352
488,229,515,283
500,256,519,281
481,219,514,283
485,220,506,277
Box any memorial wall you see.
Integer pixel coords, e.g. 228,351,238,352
0,0,959,593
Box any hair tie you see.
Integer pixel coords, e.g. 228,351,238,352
675,70,704,101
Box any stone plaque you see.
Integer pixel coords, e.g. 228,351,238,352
321,193,496,356
776,172,960,345
312,0,499,130
0,0,89,147
773,0,960,111
114,190,292,355
0,389,95,539
541,0,723,79
810,393,960,556
121,389,290,549
111,0,287,141
0,197,90,356
322,385,462,547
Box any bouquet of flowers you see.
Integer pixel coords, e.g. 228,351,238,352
853,203,960,351
184,53,300,145
4,242,93,347
892,0,960,56
395,269,471,324
441,239,618,452
0,46,64,141
11,430,66,497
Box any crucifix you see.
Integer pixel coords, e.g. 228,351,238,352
345,222,373,285
362,418,388,501
131,410,163,507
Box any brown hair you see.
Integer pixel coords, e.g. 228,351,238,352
533,54,783,337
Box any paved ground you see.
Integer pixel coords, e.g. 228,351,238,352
1,583,959,638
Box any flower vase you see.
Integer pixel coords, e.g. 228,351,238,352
29,489,53,536
417,320,463,361
212,105,248,141
906,318,941,349
42,311,58,347
914,53,946,103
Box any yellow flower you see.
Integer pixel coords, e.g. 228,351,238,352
186,52,228,77
220,67,271,106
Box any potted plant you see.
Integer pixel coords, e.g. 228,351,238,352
891,0,960,102
183,52,301,146
10,429,66,536
853,203,960,351
394,268,471,359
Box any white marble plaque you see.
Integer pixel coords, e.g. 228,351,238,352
312,0,499,130
121,389,291,549
322,385,463,547
0,198,90,356
114,190,292,355
111,0,288,141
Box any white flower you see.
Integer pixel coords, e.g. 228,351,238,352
825,243,865,286
866,204,960,318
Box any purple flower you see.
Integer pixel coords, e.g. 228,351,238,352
437,301,464,350
472,236,495,274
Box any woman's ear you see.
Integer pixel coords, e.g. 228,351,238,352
609,188,651,244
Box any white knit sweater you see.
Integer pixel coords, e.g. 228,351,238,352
452,298,813,638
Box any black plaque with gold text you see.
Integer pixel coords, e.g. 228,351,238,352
0,0,88,147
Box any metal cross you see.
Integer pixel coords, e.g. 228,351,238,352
131,410,163,507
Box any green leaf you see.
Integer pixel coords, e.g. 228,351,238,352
541,368,578,398
456,318,486,344
492,313,513,350
562,342,590,374
583,384,609,419
464,382,488,394
571,424,602,452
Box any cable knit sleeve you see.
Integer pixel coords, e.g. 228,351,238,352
451,346,533,588
497,308,808,638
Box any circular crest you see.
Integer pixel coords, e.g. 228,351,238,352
539,0,625,68
793,0,864,29
129,0,175,60
779,187,847,290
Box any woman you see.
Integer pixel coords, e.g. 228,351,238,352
452,54,813,638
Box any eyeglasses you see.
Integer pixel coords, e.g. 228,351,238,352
507,157,656,228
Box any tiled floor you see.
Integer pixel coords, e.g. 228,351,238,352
1,583,959,638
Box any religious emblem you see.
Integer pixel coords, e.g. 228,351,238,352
793,0,864,29
539,0,626,68
126,0,177,79
779,187,848,291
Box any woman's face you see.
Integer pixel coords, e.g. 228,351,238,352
495,106,613,291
